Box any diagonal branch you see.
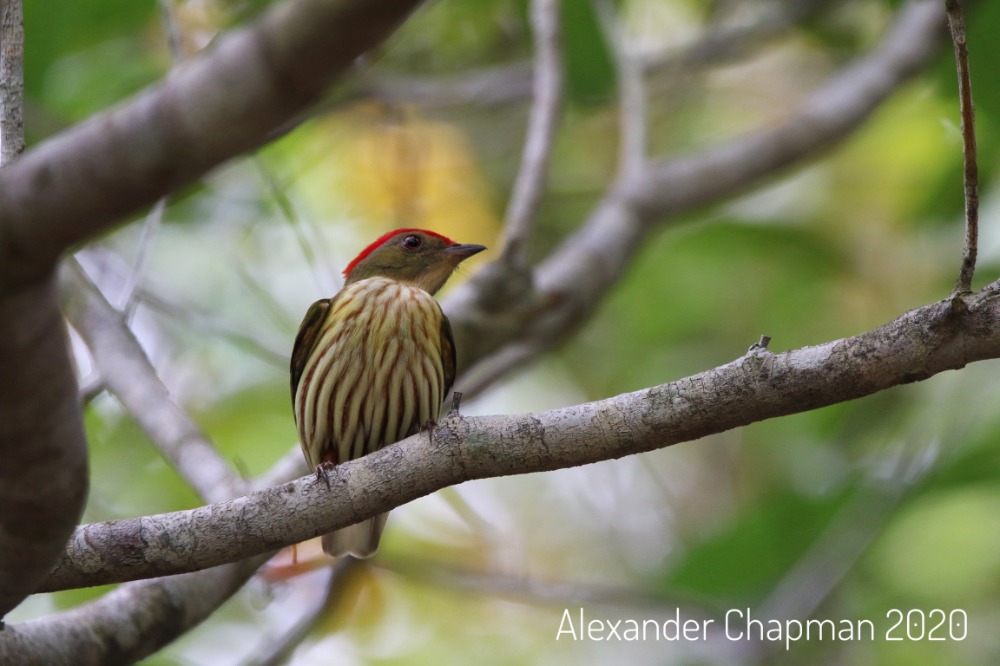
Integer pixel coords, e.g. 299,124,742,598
59,260,245,504
34,283,1000,592
595,0,647,179
0,554,271,665
500,0,562,267
463,0,563,320
0,0,426,287
446,0,945,391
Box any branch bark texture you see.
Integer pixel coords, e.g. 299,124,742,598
36,285,1000,592
0,0,25,163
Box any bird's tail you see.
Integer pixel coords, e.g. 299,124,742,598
321,513,388,558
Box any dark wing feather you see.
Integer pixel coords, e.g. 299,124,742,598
290,298,331,402
439,307,457,401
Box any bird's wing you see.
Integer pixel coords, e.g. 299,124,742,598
439,306,458,402
290,298,331,402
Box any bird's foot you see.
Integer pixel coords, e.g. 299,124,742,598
420,418,438,446
314,461,335,489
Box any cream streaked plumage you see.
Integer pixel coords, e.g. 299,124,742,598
295,277,446,467
290,229,485,557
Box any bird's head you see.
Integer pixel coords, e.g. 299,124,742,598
343,229,487,295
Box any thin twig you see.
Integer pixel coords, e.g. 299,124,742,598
119,198,165,321
242,559,361,666
945,0,978,294
136,283,289,367
61,260,245,504
0,0,25,165
500,0,562,268
157,0,185,63
254,157,337,296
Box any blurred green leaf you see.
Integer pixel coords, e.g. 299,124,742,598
869,486,1000,604
194,383,300,477
560,0,616,105
659,487,851,605
24,0,156,98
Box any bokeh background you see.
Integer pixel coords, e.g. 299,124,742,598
9,0,1000,663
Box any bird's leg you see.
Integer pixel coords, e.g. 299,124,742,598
420,418,438,446
314,461,335,489
423,392,464,446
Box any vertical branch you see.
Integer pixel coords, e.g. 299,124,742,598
0,0,89,619
500,0,563,269
0,0,25,164
945,0,978,294
445,0,562,327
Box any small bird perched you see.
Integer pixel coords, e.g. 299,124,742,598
291,229,486,558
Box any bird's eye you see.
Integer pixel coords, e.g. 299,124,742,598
401,235,422,251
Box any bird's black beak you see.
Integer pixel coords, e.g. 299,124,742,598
444,244,487,260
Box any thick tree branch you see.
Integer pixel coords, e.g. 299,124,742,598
0,277,88,617
0,0,425,287
446,0,945,389
0,555,270,666
36,284,1000,591
0,0,425,645
0,0,88,621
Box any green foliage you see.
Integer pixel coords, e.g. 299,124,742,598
195,383,300,476
661,487,851,605
24,0,163,124
559,0,616,105
84,401,203,520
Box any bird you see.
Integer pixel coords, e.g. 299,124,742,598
290,228,486,558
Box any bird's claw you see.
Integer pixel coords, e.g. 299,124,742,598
420,418,438,446
314,461,335,490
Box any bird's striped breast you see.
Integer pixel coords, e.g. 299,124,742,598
293,277,447,469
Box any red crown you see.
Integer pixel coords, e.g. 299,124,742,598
343,228,456,278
